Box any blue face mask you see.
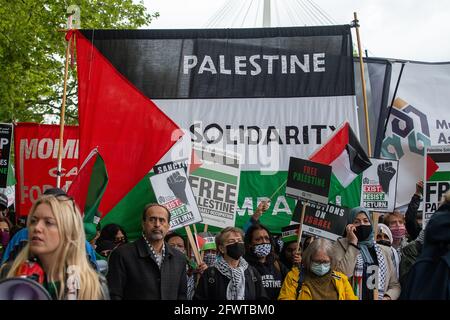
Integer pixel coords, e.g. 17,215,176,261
311,262,331,276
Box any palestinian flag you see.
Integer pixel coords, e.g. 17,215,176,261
196,232,216,251
426,152,450,182
281,224,300,243
67,149,108,240
309,121,372,208
73,27,358,238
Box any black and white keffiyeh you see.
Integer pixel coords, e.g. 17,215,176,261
354,244,387,300
215,256,249,300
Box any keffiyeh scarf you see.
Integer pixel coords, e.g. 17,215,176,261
215,256,249,300
353,244,387,300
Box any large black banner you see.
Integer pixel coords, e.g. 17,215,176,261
80,26,354,99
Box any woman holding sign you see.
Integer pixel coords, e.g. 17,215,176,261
332,207,400,300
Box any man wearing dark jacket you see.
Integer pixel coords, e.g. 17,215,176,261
107,203,187,300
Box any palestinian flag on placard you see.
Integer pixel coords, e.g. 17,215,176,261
281,224,300,243
426,152,450,181
72,27,357,238
196,232,216,251
309,121,372,208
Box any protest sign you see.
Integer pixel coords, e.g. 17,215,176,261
188,145,241,228
360,158,398,212
424,145,450,227
286,157,331,204
292,200,348,241
0,123,13,188
150,168,202,231
14,123,79,216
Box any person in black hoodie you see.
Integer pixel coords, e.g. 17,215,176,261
401,190,450,299
244,223,289,300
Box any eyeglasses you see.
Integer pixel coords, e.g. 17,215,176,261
54,194,78,213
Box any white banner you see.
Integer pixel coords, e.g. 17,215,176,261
156,96,359,172
360,158,399,212
381,62,450,208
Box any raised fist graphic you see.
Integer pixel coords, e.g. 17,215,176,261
377,162,396,195
167,171,188,204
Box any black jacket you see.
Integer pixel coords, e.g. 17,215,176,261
401,203,450,300
244,254,289,300
405,194,422,240
107,237,187,300
194,264,268,300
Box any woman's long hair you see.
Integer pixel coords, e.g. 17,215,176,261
6,195,102,300
244,223,279,265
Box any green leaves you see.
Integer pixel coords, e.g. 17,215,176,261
0,0,158,124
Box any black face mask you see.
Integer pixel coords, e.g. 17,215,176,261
225,242,245,260
355,225,372,242
377,240,391,247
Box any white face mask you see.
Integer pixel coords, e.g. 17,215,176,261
310,262,331,276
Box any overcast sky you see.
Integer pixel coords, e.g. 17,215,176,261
143,0,450,62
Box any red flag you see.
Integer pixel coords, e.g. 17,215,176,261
74,31,182,217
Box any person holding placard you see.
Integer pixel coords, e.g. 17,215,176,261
194,227,267,300
332,207,401,300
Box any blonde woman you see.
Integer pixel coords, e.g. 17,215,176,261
1,194,108,300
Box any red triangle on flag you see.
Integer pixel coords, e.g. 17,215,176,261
426,155,439,181
196,234,206,250
75,31,181,217
189,148,203,174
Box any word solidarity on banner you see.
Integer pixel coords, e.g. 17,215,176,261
286,157,331,204
360,158,398,212
424,145,450,227
292,200,348,241
150,168,203,230
14,123,79,216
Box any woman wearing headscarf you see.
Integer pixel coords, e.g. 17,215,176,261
376,223,400,278
194,227,267,300
279,238,357,300
332,207,400,300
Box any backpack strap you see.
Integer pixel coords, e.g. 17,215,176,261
295,266,306,299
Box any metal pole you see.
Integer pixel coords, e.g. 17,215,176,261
353,12,372,156
263,0,271,27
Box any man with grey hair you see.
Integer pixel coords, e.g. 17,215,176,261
107,203,187,299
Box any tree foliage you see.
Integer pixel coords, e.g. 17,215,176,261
0,0,158,124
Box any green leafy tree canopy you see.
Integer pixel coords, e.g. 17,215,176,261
0,0,158,124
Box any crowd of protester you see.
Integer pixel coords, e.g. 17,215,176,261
0,179,449,300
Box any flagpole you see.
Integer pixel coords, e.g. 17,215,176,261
185,225,202,265
353,12,372,157
295,201,308,254
56,27,74,188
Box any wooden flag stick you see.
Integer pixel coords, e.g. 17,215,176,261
193,224,205,261
185,225,202,265
353,12,372,156
295,201,308,254
56,31,73,188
